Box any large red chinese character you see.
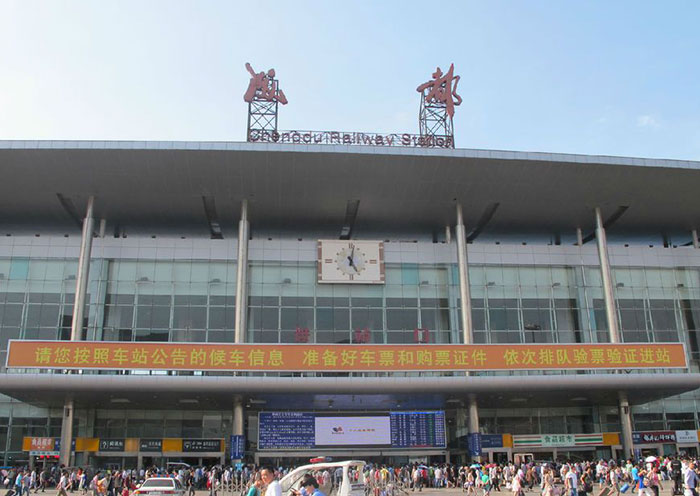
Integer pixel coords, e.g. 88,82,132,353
243,63,288,104
295,327,310,343
353,328,371,344
416,63,462,118
414,328,431,344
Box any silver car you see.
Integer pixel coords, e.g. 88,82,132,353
134,478,186,496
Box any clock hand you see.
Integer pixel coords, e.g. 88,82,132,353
347,255,357,272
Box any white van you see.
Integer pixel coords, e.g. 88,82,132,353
280,460,366,496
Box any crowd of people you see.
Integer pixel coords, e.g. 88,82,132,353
1,467,140,496
387,457,700,496
3,457,700,496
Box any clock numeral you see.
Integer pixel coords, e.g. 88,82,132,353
349,274,354,281
324,259,333,263
369,259,377,264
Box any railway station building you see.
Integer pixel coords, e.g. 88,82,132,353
0,140,700,468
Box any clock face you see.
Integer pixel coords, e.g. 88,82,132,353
335,243,367,276
318,240,384,284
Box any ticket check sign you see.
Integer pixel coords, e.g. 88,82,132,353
6,340,687,372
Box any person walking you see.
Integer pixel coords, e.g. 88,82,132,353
684,462,699,496
564,466,578,496
57,472,69,496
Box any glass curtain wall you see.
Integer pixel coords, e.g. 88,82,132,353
102,260,237,343
247,262,458,344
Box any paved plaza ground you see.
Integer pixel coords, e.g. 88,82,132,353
187,487,679,496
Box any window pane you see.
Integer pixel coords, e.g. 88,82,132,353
351,309,383,331
261,308,279,330
208,307,235,330
280,308,314,330
386,309,418,330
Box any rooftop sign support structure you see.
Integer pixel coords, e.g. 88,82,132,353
416,63,461,149
242,62,461,149
243,63,288,141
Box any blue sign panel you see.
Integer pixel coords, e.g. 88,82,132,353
468,433,482,456
230,435,245,459
53,439,76,450
258,412,315,449
481,434,504,448
390,411,446,448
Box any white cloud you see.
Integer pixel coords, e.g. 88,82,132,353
637,115,660,128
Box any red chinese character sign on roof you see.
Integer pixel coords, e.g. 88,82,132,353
415,63,460,148
244,63,287,142
416,63,462,118
243,63,288,105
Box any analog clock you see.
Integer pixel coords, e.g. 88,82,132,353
335,243,367,276
318,240,384,284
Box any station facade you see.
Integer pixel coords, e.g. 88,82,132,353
0,141,699,468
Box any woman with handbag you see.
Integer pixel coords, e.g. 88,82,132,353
542,468,555,496
579,468,593,496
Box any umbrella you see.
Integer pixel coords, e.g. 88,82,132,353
470,464,481,468
645,456,658,462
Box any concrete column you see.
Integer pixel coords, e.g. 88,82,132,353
595,208,633,458
595,208,621,343
618,392,634,460
455,204,480,460
233,201,248,462
234,200,249,344
445,226,452,244
455,204,473,345
576,227,583,247
59,398,75,466
692,229,699,249
467,393,480,460
60,196,95,467
232,395,244,462
71,196,95,341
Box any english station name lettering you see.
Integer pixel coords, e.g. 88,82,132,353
248,130,454,149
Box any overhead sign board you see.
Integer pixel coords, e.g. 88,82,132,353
99,439,125,452
6,340,687,372
258,411,446,450
139,439,162,452
513,434,604,448
633,431,677,444
183,439,222,453
676,430,699,444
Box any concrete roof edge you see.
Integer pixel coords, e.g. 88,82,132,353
0,140,698,170
0,372,697,394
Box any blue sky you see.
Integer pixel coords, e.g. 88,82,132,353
1,0,699,160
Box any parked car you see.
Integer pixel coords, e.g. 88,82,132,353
134,478,186,496
280,460,366,496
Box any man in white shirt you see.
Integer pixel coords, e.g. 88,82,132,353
684,462,699,496
261,467,281,496
563,465,578,496
57,472,69,496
